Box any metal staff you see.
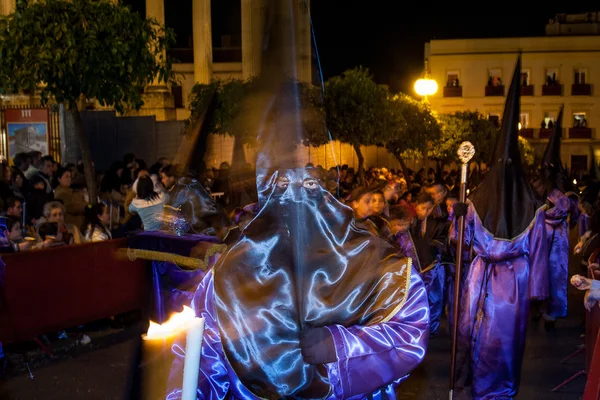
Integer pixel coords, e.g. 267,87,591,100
449,141,475,400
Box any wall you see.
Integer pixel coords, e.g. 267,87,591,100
202,134,404,171
427,35,600,170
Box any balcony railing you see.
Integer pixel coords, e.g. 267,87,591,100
443,86,462,97
520,85,534,96
542,84,563,96
569,127,592,139
518,128,534,138
485,85,505,96
572,83,592,96
539,128,553,139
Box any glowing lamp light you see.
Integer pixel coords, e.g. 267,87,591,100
573,179,578,185
518,122,522,130
414,78,438,97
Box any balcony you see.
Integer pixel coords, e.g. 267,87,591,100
485,85,505,96
572,83,592,96
520,85,534,96
443,86,462,97
542,84,562,96
569,127,592,139
519,128,534,138
539,128,553,139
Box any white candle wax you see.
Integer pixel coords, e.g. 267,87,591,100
181,317,205,400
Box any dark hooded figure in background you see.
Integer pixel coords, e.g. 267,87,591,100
451,55,550,400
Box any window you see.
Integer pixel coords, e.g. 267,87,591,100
521,70,531,86
543,111,557,129
574,68,588,84
545,68,559,85
488,113,500,127
519,113,529,129
488,69,503,86
573,112,588,127
446,70,460,87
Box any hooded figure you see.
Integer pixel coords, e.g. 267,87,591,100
166,1,429,399
452,55,549,399
537,106,572,328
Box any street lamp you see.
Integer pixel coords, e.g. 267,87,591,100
414,58,438,101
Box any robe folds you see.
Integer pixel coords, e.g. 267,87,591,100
453,201,549,400
165,268,430,400
544,189,571,319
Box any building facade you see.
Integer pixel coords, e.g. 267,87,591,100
426,16,600,173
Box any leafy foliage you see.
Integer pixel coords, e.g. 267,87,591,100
188,78,328,146
324,67,395,147
0,0,175,113
385,94,440,161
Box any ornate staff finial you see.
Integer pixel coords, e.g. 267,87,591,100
458,141,475,164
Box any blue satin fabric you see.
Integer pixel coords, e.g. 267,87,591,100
453,201,549,400
166,267,430,400
420,263,444,335
544,190,570,319
394,231,444,334
579,213,589,238
212,169,416,399
128,232,222,323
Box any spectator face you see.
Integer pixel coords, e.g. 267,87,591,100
42,160,53,176
352,193,372,219
370,193,386,215
58,171,72,188
7,222,21,241
389,218,411,235
7,201,22,218
160,172,176,189
13,174,23,188
415,201,434,220
426,184,447,206
49,207,65,225
99,206,110,226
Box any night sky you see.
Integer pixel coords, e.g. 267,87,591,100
124,1,599,93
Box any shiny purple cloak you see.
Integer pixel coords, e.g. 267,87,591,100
453,201,549,400
165,267,430,399
544,189,570,319
394,230,444,334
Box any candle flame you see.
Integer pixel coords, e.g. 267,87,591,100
145,305,196,340
573,179,577,185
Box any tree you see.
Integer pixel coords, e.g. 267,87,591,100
324,67,396,184
385,94,441,172
188,78,328,148
0,0,174,203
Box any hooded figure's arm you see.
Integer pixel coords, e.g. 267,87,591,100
324,270,430,399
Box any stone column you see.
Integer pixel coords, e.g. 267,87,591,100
241,0,264,80
192,0,212,84
294,0,312,83
138,0,174,120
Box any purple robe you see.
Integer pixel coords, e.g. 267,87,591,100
166,267,430,399
394,231,420,272
453,202,549,400
544,189,570,319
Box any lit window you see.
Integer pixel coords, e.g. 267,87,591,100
573,112,587,128
543,111,557,129
519,113,529,129
488,69,502,86
521,70,531,86
574,68,588,85
446,70,460,87
545,68,559,85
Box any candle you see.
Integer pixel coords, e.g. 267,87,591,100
140,306,203,400
182,317,205,400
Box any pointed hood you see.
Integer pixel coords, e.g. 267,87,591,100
590,145,600,181
541,105,572,193
469,54,541,239
541,105,563,170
